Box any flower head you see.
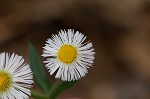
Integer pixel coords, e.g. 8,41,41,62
0,52,33,99
42,29,95,81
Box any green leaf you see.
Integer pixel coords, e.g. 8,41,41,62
48,80,78,99
58,81,78,92
28,42,51,93
31,90,47,99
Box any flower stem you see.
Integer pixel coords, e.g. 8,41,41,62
48,79,62,99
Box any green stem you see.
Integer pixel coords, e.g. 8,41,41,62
31,90,47,99
48,79,62,99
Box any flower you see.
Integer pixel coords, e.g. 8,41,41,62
42,29,95,81
0,52,33,99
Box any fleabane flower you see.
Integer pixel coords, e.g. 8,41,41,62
42,29,95,81
0,52,33,99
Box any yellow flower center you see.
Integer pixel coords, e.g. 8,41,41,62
0,70,12,93
58,45,77,64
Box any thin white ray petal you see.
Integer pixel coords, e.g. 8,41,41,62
0,52,33,99
43,29,95,81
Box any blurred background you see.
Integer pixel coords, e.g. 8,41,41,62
1,0,150,99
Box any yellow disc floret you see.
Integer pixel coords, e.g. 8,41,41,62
58,44,77,64
0,70,12,93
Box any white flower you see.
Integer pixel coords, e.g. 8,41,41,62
0,52,33,99
42,29,95,81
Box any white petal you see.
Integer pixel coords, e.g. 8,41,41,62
42,29,95,81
